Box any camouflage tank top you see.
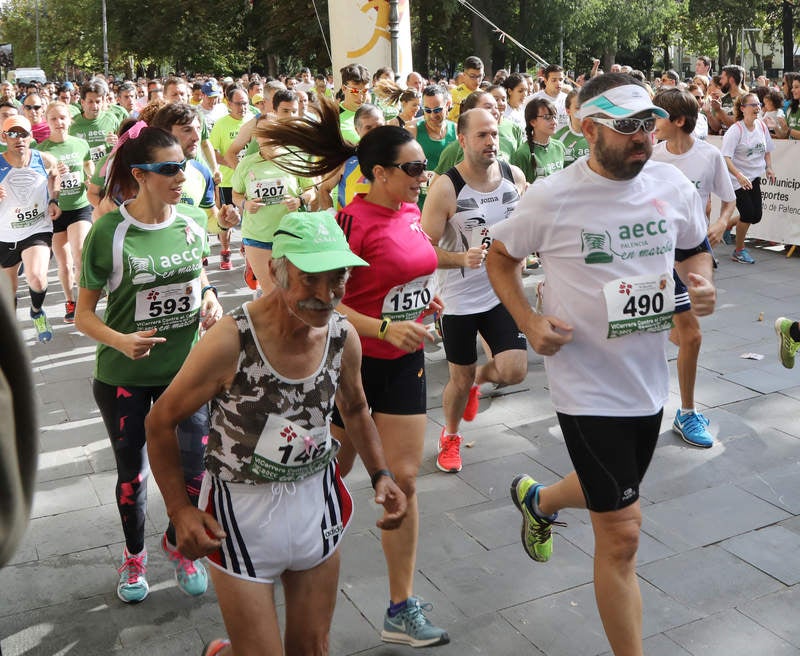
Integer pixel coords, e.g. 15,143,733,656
204,304,347,484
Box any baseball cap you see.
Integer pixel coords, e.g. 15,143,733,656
63,81,74,90
272,212,368,273
2,116,32,135
201,80,221,97
252,93,264,105
577,84,668,120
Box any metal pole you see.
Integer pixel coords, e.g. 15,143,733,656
741,26,744,69
388,0,399,74
102,0,109,78
35,0,40,68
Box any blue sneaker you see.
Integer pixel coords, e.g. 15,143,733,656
673,410,713,448
30,309,53,343
722,230,735,245
117,548,149,603
381,597,449,647
161,534,208,596
731,248,755,264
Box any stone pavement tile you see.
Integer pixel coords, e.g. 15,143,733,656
458,452,541,501
0,546,117,616
510,419,578,479
638,545,785,615
35,444,93,483
25,503,123,559
0,595,123,656
598,633,692,656
721,392,800,436
339,529,389,584
665,608,800,656
738,586,800,649
447,497,527,551
330,592,394,655
781,385,800,402
668,366,760,407
31,474,101,519
722,367,800,394
39,415,109,452
422,542,593,617
502,578,703,656
113,630,205,655
720,525,800,585
737,460,800,514
414,470,490,517
641,426,800,503
443,423,535,471
642,484,790,551
412,512,487,568
782,515,800,536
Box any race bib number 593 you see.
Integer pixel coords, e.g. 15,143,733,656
603,273,674,338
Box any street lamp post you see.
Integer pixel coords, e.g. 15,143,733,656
102,0,109,78
35,0,40,68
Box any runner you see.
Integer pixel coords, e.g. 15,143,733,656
510,97,566,183
35,102,94,323
421,109,527,472
256,108,450,647
21,91,49,143
0,115,61,342
75,126,223,604
69,78,122,167
554,90,589,167
487,74,716,656
652,87,736,448
145,211,406,656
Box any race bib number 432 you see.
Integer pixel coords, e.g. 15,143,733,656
603,273,675,338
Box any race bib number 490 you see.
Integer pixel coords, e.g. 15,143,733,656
603,274,674,338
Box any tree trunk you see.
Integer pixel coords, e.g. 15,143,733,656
783,0,794,73
471,13,492,76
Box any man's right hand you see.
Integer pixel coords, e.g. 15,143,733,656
523,313,573,356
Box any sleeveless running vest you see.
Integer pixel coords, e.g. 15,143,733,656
0,150,52,242
438,161,520,315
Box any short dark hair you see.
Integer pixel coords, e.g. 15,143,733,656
81,78,108,99
150,102,199,130
225,84,246,102
340,64,370,86
697,56,712,71
721,65,744,87
542,64,564,79
662,69,680,83
464,56,484,71
502,72,526,93
422,84,446,99
272,88,298,111
653,88,697,134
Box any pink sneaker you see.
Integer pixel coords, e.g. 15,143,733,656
436,428,463,473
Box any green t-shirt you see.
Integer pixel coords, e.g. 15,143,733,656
35,136,92,211
80,202,210,387
109,103,129,123
555,125,589,166
231,153,313,243
510,140,566,183
69,111,122,164
209,113,248,187
786,107,800,138
339,106,359,144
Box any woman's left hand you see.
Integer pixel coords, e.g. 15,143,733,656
765,167,776,184
283,196,302,212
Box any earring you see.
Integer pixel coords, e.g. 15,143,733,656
383,177,387,183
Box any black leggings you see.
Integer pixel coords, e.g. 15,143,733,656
93,379,208,554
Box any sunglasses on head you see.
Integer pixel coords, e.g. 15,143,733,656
388,160,428,177
130,159,188,176
24,104,42,111
4,129,29,139
422,106,444,114
590,116,657,135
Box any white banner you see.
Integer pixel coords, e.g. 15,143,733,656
328,0,413,86
708,136,800,246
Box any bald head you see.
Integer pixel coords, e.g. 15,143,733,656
457,107,496,135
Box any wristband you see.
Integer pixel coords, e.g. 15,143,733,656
371,469,394,489
48,198,59,205
201,285,218,299
377,317,391,340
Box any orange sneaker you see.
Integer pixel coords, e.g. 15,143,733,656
244,261,258,290
462,384,480,421
201,638,231,655
436,428,462,473
219,250,232,271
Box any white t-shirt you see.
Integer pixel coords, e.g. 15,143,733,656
651,138,735,207
719,119,773,188
491,158,707,417
692,112,709,140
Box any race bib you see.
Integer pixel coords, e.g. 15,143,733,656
60,171,81,191
89,145,106,162
250,414,335,482
247,177,286,206
470,224,491,249
134,281,200,332
10,204,45,230
381,274,434,322
603,274,675,338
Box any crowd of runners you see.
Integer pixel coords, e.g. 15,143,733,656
1,55,800,656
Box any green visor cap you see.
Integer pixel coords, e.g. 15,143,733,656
271,211,369,273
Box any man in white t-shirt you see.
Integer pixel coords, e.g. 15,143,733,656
531,64,568,129
487,74,716,656
651,87,735,449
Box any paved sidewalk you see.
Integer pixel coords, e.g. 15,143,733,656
2,238,800,656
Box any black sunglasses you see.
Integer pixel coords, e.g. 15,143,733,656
24,104,42,111
388,160,428,177
130,160,188,176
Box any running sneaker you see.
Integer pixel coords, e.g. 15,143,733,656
436,428,462,473
731,248,755,264
64,301,76,324
775,317,800,369
462,384,480,421
722,229,735,245
381,597,450,647
219,250,232,270
117,548,149,603
161,533,208,596
201,639,231,655
202,257,209,267
244,261,258,290
510,474,564,562
672,410,713,448
30,309,53,343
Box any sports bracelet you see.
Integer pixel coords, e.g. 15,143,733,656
371,469,394,489
377,317,391,340
48,198,59,205
201,285,218,299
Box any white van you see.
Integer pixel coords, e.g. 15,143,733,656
9,68,47,85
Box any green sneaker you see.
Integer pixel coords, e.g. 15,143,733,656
31,309,53,343
775,317,800,369
510,474,564,562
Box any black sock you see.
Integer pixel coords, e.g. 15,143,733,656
790,322,800,342
29,288,47,314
